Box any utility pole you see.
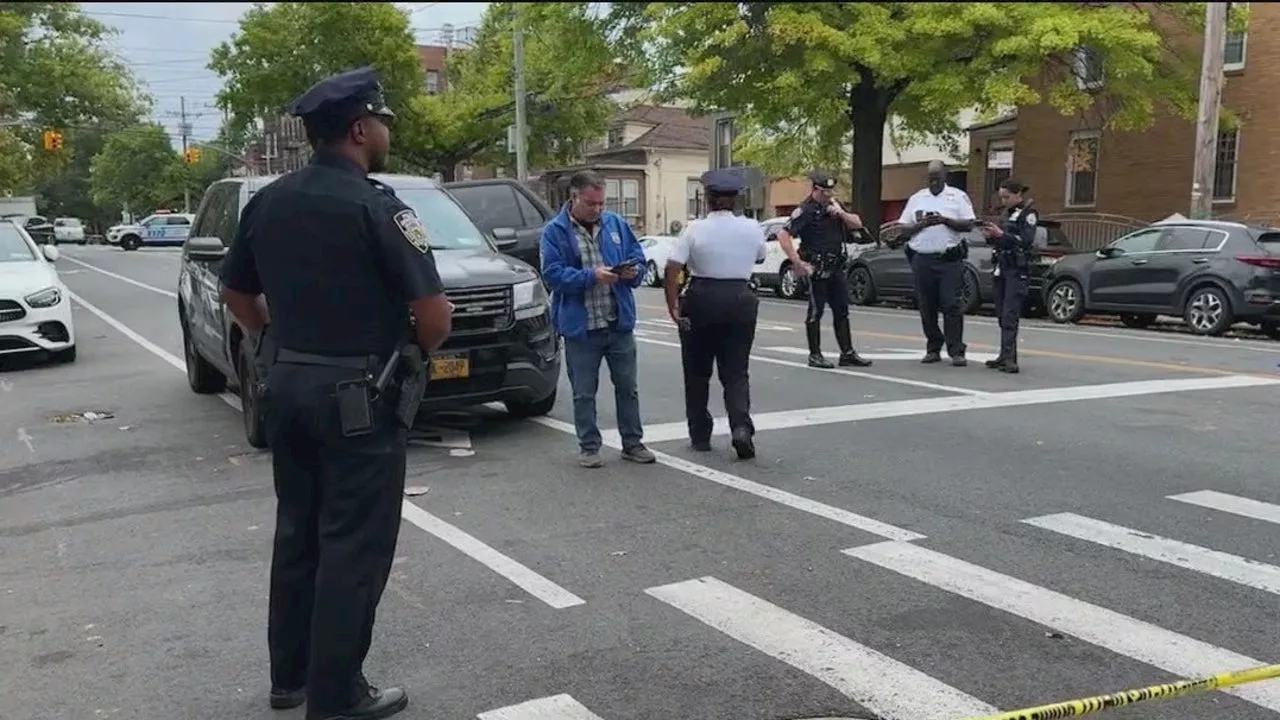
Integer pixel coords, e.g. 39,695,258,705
179,95,192,213
1190,1,1228,219
512,23,529,182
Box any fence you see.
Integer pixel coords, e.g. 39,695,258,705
876,212,1146,252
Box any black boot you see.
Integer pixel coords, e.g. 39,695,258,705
806,323,833,368
1001,350,1020,374
834,317,872,367
984,355,1006,369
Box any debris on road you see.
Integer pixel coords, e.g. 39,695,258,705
404,486,430,497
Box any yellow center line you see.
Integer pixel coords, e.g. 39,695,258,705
636,304,1270,378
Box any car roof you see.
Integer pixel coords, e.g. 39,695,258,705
230,172,443,193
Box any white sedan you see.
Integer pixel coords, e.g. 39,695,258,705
640,234,679,287
0,220,76,363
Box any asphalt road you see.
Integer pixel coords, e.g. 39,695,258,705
4,244,1280,720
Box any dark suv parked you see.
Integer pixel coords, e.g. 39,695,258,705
177,173,562,448
442,178,552,270
1041,219,1280,336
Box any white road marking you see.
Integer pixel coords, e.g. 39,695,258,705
635,336,989,397
845,541,1280,713
62,255,178,298
478,694,606,720
66,291,580,608
645,576,996,720
16,428,34,454
631,374,1280,444
1168,490,1280,527
399,502,584,609
762,346,1003,363
1023,512,1280,595
530,416,923,541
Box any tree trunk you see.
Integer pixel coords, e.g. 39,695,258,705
437,163,457,182
848,86,890,240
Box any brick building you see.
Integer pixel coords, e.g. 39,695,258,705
968,4,1272,225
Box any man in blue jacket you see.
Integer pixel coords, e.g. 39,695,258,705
540,170,656,468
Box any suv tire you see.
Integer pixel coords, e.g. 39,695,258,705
505,389,557,418
238,342,269,449
182,320,226,394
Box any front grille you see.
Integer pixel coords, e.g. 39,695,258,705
0,300,25,324
0,336,37,352
448,285,513,334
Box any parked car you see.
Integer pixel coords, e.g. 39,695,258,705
53,217,87,245
1,214,54,245
640,235,678,287
752,216,879,300
442,178,553,270
109,212,194,250
0,220,75,362
178,173,561,448
1041,218,1280,337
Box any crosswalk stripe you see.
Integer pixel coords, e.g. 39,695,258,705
478,693,605,720
845,541,1280,713
1168,490,1280,526
645,576,997,720
1023,512,1280,595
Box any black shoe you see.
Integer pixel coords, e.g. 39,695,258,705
951,355,968,367
1001,362,1020,374
306,686,408,720
985,357,1006,369
808,353,834,369
691,438,712,452
270,687,306,710
838,352,873,367
921,352,942,364
730,428,755,460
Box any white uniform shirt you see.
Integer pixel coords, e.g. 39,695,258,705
669,211,767,280
895,185,976,254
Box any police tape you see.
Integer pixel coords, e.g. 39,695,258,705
961,663,1280,720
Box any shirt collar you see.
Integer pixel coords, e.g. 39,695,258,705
312,151,365,176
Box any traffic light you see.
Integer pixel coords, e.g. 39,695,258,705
183,146,201,164
41,129,63,151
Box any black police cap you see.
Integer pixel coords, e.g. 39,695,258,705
701,168,744,195
808,172,837,189
289,66,395,123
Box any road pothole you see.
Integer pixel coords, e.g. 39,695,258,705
48,410,115,424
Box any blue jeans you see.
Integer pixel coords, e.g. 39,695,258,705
563,327,643,453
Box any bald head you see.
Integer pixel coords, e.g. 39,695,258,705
926,160,947,194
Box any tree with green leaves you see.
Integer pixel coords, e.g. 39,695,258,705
208,2,424,136
89,124,183,213
613,2,1219,233
0,2,148,194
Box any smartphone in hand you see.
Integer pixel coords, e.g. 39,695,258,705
609,258,639,274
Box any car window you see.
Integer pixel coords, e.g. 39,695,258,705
167,216,191,226
1111,228,1163,254
393,187,489,251
447,184,526,232
214,189,241,246
0,224,37,262
513,188,548,227
1155,228,1212,252
192,184,232,244
1256,232,1280,250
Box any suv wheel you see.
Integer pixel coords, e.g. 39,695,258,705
120,235,141,251
505,389,557,418
238,342,269,449
1047,279,1085,324
183,321,226,393
1184,285,1233,336
778,262,803,300
644,260,660,287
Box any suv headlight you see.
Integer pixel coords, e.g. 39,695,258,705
512,278,547,320
25,286,61,308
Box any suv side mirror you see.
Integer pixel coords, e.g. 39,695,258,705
1096,246,1123,259
491,227,519,250
186,236,227,262
42,244,59,262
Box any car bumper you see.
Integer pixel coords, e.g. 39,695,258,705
0,301,76,356
418,314,561,411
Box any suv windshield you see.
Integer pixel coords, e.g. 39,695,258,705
394,187,491,251
54,218,82,227
0,224,37,262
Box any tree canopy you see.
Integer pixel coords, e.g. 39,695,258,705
89,124,182,212
613,2,1216,232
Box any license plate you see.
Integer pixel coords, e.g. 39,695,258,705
430,354,470,379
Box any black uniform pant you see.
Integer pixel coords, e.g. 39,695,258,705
678,278,759,442
910,252,967,357
804,270,854,355
263,361,407,713
992,269,1029,361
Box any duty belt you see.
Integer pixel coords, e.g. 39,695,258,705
276,348,378,371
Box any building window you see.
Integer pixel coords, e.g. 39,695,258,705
715,118,734,168
621,179,639,219
607,125,625,148
1065,130,1100,207
982,142,1014,213
426,70,440,94
1071,46,1104,90
1224,31,1247,71
1213,129,1239,202
605,179,621,214
686,179,702,218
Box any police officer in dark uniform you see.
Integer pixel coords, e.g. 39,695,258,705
219,66,453,720
979,178,1037,374
775,172,872,369
664,169,766,459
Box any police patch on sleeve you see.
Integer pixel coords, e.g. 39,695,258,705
1024,212,1038,227
393,209,430,252
790,207,803,220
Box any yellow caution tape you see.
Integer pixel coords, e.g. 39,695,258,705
962,663,1280,720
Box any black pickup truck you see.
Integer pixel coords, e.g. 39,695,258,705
176,173,562,448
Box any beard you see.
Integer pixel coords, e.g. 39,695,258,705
368,148,390,173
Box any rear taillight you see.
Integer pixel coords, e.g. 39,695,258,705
1235,255,1280,269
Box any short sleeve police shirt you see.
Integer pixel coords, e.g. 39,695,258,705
669,212,766,280
784,198,843,253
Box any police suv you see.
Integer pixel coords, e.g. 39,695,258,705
177,173,562,448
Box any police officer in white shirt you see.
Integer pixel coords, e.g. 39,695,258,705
664,169,766,460
893,160,979,366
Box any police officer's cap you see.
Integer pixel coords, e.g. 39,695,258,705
808,172,837,189
289,66,396,124
701,169,744,195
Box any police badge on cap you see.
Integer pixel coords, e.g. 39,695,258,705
808,172,837,190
